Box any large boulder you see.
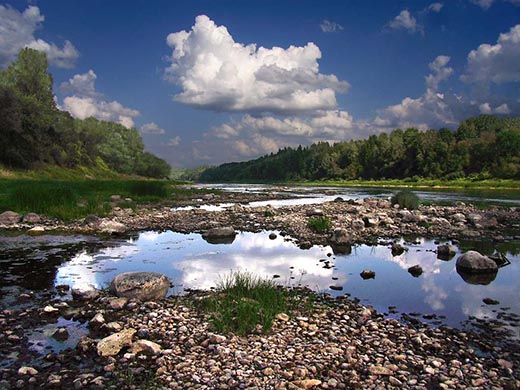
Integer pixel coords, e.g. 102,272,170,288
202,226,237,244
0,211,21,225
99,220,126,234
110,271,170,301
22,213,41,224
97,328,136,356
456,251,498,274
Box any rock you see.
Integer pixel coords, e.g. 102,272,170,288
293,379,322,389
83,214,101,227
368,365,393,375
456,251,498,273
437,244,457,260
0,211,21,225
451,213,466,222
110,272,170,301
18,366,38,376
331,228,351,245
208,333,227,344
89,313,105,328
22,213,41,224
482,297,500,305
109,297,128,310
97,328,136,356
99,220,126,234
276,313,290,322
457,270,497,285
110,195,121,202
363,215,379,227
360,270,375,279
28,226,45,234
351,219,365,230
72,284,100,301
306,209,324,217
43,305,59,314
130,339,162,355
329,285,343,291
408,265,423,277
202,226,237,244
498,359,513,369
269,233,277,240
52,327,69,341
391,242,405,256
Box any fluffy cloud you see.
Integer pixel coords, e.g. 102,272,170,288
0,5,79,69
425,55,454,91
167,136,182,146
320,20,344,33
386,10,422,34
427,3,444,12
61,70,140,128
164,15,349,114
470,0,494,8
140,122,166,135
461,24,520,85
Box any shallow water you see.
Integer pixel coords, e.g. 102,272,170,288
2,230,516,337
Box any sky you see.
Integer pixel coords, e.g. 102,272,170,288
1,0,519,167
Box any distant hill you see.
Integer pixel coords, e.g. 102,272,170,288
0,48,170,178
199,115,520,183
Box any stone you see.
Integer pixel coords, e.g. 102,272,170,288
306,209,324,217
482,297,499,305
52,327,69,341
72,284,100,301
130,339,162,355
293,379,322,389
269,233,277,240
89,313,105,328
329,285,343,291
351,219,365,230
331,228,351,245
208,333,227,344
28,226,45,234
0,211,21,225
18,366,38,376
110,271,170,301
99,220,126,234
83,214,101,227
437,244,457,260
109,297,128,310
22,213,41,224
97,328,136,356
276,313,290,322
43,305,59,314
391,242,405,256
456,251,498,274
202,226,237,244
457,270,497,285
360,269,375,279
368,365,392,375
363,215,379,227
110,195,122,202
408,265,423,277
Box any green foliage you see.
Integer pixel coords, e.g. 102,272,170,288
391,190,420,210
0,48,170,178
200,115,520,183
202,271,289,335
307,216,332,233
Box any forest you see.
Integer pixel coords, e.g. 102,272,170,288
0,48,170,178
200,115,520,183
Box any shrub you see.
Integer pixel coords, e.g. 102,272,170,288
391,189,420,210
202,271,288,335
307,216,332,232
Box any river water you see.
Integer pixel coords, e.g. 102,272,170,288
1,184,519,349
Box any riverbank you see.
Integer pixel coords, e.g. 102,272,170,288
1,188,520,389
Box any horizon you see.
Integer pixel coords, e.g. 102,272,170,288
1,0,519,168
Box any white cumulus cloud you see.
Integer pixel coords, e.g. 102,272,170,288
164,15,349,114
167,136,182,146
428,3,444,12
320,20,344,33
386,10,422,34
461,24,520,85
61,70,140,129
140,122,166,135
470,0,495,9
0,5,79,69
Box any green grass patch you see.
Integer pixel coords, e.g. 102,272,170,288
0,178,213,221
202,271,289,336
307,216,332,233
391,189,420,210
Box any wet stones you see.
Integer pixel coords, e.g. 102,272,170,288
0,211,21,225
21,213,41,224
72,284,100,301
360,269,376,279
391,242,406,256
408,265,423,277
202,226,237,244
110,271,170,301
99,220,126,234
96,328,136,356
456,251,498,274
437,244,456,260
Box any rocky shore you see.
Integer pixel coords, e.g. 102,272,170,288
1,188,520,389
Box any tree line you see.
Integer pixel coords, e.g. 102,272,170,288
0,48,170,178
200,115,520,182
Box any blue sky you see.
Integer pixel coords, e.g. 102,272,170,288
1,0,519,167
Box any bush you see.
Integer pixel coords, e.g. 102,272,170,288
307,216,332,232
202,271,289,335
391,189,420,210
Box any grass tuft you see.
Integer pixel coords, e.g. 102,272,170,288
391,189,420,210
202,271,289,336
307,216,332,233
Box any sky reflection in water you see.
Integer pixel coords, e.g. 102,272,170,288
55,231,520,335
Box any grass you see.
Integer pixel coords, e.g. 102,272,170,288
307,216,332,233
202,271,290,336
391,189,420,210
0,178,214,221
